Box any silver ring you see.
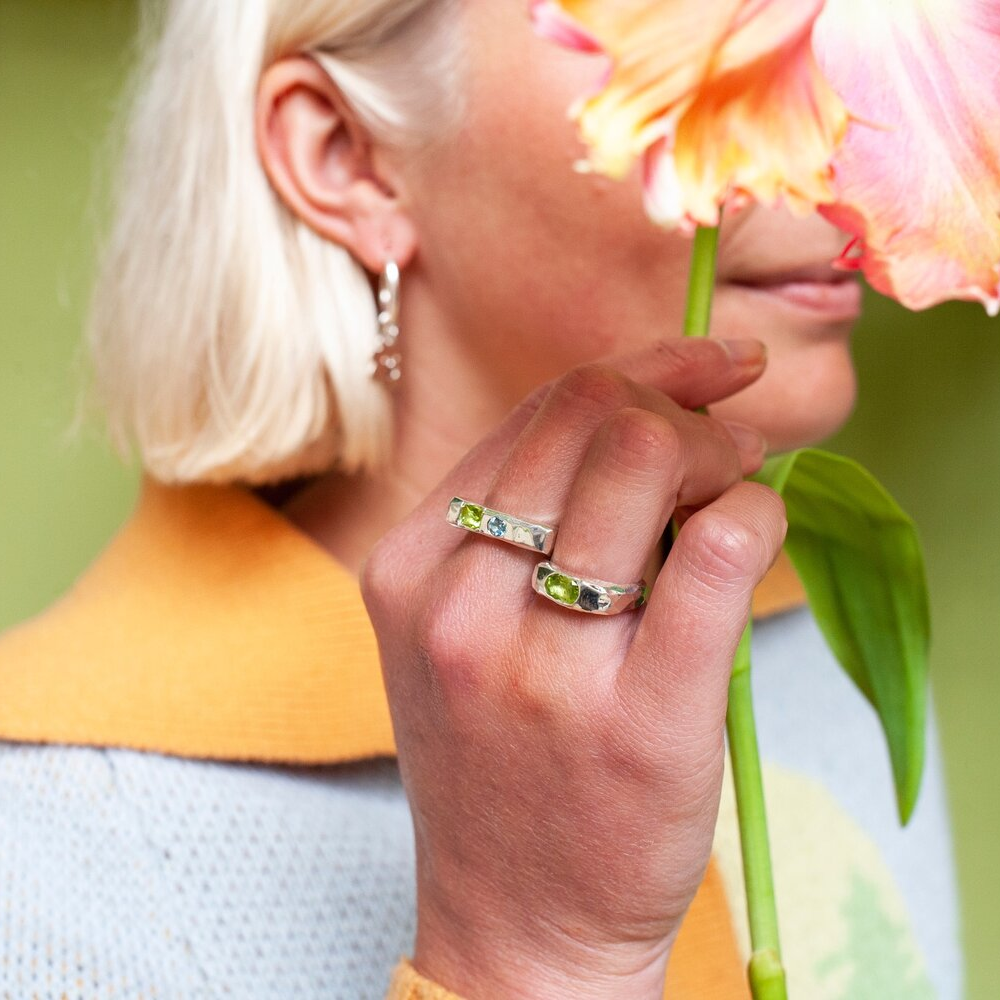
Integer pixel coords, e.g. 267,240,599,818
446,497,556,555
532,560,648,615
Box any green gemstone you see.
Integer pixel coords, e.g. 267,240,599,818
544,572,580,605
458,503,484,529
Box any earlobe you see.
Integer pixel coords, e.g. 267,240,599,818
254,56,417,274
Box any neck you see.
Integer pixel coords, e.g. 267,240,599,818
259,292,523,579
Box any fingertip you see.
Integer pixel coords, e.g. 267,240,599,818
717,338,767,367
719,420,767,466
739,453,766,478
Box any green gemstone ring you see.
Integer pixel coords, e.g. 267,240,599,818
446,497,556,555
532,561,649,616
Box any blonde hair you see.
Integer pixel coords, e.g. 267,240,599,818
77,0,463,485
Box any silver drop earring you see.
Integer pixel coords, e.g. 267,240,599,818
371,259,402,385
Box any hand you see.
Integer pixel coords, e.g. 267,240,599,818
360,338,786,1000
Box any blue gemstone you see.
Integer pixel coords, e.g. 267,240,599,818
487,516,507,537
579,587,603,612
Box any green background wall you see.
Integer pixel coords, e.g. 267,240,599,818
2,1,998,995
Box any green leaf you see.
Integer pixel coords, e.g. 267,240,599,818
752,448,929,825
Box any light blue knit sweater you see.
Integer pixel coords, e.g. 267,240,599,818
0,607,962,999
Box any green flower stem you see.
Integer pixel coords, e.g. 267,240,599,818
729,625,787,999
683,222,721,337
682,221,788,999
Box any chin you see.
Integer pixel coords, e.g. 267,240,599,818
708,339,858,453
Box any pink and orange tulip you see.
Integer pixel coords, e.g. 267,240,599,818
533,0,1000,314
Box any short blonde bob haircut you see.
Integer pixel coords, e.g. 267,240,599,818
81,0,463,485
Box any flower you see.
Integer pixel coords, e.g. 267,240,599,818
814,0,1000,314
528,0,604,54
535,0,1000,314
531,0,849,229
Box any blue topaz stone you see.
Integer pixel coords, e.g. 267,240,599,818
487,515,507,537
448,497,555,554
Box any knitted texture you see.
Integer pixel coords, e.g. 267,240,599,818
0,749,415,999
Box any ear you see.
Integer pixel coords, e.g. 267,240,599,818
255,56,417,273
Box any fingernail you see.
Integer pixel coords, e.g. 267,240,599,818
721,420,766,455
719,338,766,366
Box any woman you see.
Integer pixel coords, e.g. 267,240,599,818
0,1,961,997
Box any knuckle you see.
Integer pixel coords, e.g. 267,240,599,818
414,601,459,671
412,551,508,698
602,407,682,468
514,377,556,422
596,698,724,811
555,363,634,414
593,715,662,785
684,509,768,583
413,589,482,689
505,666,568,728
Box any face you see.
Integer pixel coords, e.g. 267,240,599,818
393,1,859,452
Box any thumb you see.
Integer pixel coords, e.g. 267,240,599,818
618,481,787,740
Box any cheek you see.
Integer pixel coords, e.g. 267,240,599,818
406,5,692,383
409,111,693,387
408,1,858,435
708,338,858,450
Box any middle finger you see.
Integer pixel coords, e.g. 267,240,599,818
473,366,764,601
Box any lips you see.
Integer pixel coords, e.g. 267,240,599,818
728,262,862,321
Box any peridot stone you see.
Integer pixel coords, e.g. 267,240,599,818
544,572,580,605
458,503,484,529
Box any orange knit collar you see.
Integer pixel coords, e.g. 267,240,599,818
0,473,805,763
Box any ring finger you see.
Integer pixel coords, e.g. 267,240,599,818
535,405,734,625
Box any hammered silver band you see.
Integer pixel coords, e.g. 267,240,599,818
446,497,556,555
532,560,648,615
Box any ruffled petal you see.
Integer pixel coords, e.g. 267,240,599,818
528,0,604,54
814,0,1000,313
538,1,847,227
539,0,745,177
667,7,848,226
